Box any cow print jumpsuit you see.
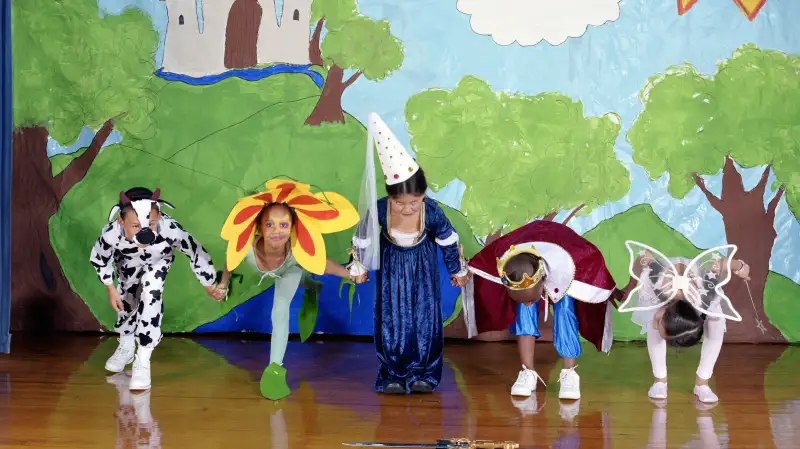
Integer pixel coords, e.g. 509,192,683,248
90,213,217,348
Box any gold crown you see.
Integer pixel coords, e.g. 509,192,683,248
496,245,545,290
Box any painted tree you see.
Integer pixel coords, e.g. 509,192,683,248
11,0,158,331
627,44,800,343
305,0,404,125
405,75,630,238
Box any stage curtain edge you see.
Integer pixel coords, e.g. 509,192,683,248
0,0,12,354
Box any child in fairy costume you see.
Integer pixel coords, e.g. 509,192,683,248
215,179,366,400
348,113,470,395
619,241,751,403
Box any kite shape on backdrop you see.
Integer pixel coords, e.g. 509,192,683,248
678,0,767,21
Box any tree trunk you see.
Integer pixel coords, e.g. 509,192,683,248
561,203,585,225
308,18,324,66
693,157,785,343
542,210,558,221
484,227,503,246
305,65,360,126
11,122,114,332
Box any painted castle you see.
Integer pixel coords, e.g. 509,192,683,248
160,0,311,77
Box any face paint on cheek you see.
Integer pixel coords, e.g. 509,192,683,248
266,214,291,236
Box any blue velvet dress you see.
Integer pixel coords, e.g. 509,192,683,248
374,197,463,393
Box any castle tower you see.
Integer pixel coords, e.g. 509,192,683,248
257,0,311,65
161,0,233,76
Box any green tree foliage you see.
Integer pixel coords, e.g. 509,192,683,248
405,75,629,237
627,44,798,214
12,0,158,142
305,0,403,125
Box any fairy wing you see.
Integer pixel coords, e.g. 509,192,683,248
683,245,743,322
618,241,682,313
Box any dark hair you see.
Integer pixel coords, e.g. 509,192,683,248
386,169,428,197
661,300,705,348
504,253,542,284
255,203,296,234
119,187,158,219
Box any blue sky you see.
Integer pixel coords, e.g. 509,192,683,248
82,0,800,281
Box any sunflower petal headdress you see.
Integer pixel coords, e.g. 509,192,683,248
221,179,359,275
496,244,545,290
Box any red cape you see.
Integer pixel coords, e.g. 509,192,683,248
465,220,616,352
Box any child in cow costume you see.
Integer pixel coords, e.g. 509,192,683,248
463,220,618,401
90,187,220,390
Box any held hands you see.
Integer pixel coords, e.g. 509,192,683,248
451,271,471,287
207,283,228,302
349,273,369,285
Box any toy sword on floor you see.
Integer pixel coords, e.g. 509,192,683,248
343,439,518,449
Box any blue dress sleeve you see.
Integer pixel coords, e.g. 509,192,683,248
425,198,463,276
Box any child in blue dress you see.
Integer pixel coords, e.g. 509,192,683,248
349,113,469,394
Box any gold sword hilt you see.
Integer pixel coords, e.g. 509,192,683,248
449,439,519,449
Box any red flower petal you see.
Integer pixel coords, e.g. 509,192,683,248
253,193,274,203
234,205,264,225
236,222,256,252
275,183,297,203
294,219,316,256
298,209,340,221
287,195,324,207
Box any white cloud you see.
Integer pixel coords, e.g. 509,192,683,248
456,0,621,47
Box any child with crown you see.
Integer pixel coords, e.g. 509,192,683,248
463,220,618,402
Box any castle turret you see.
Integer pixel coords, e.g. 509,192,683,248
257,0,311,65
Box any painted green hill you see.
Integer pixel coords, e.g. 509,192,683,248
48,74,481,333
583,204,800,341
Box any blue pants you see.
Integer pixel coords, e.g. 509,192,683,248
509,296,582,359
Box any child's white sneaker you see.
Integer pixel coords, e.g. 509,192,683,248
105,336,135,373
558,367,580,400
129,347,153,391
511,365,545,397
693,385,718,403
648,381,668,399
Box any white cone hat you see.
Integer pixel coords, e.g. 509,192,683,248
367,112,420,186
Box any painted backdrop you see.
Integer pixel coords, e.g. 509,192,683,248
9,0,800,344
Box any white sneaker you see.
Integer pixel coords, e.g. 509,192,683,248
693,385,718,403
558,367,580,400
511,365,545,397
129,348,153,391
104,336,135,373
648,381,668,400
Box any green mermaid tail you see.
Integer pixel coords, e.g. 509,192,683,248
260,362,291,401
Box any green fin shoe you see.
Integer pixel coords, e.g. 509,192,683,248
260,362,291,401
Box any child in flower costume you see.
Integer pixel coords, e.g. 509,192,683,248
216,179,365,400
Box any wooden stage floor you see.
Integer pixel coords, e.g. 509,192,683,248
0,335,797,448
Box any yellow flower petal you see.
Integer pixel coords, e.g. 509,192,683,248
221,197,266,240
225,220,257,271
290,217,327,275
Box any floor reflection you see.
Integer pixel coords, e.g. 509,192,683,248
108,372,162,448
0,334,796,448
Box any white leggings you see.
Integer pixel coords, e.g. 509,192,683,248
269,269,303,366
647,316,725,380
